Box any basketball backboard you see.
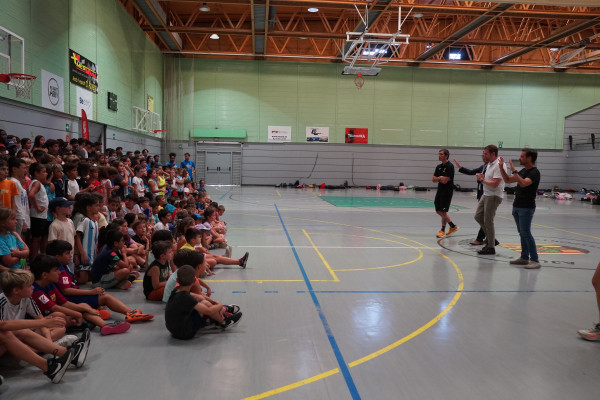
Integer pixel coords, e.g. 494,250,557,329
0,26,25,76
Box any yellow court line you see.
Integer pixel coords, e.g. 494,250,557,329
242,233,464,400
276,190,281,197
302,229,340,282
497,215,600,240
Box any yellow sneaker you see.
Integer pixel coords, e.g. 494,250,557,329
436,230,445,238
446,226,459,236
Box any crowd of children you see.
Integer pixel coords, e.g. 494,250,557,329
0,138,247,385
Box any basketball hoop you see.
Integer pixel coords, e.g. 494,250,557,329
0,73,37,99
153,129,167,139
354,73,365,90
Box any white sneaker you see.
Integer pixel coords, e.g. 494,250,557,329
225,245,232,258
54,334,79,347
524,261,541,269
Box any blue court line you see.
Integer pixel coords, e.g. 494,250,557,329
295,290,595,294
219,188,232,200
275,203,361,400
232,291,247,294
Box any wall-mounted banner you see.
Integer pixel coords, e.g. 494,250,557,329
69,49,98,93
41,70,64,112
306,126,329,143
345,127,368,144
76,86,93,121
147,94,154,112
268,126,292,142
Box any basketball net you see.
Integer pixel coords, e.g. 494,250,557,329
354,74,365,90
0,73,36,99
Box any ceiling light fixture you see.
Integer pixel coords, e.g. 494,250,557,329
414,13,423,18
210,33,219,39
199,3,210,12
308,7,319,13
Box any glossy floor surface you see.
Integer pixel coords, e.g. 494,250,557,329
1,186,600,400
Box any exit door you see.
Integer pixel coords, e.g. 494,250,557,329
205,152,232,185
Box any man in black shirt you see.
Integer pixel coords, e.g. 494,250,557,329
499,148,541,269
432,149,458,238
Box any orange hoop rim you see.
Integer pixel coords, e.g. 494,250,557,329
7,73,37,80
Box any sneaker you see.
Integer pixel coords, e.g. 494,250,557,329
221,311,242,329
446,226,459,236
524,261,541,269
98,309,111,320
100,321,131,336
69,329,91,368
510,258,530,265
225,304,240,314
239,252,249,268
127,274,137,282
436,230,445,238
117,280,132,290
578,323,600,341
477,246,496,255
125,309,154,323
54,334,79,347
45,349,74,383
225,245,232,258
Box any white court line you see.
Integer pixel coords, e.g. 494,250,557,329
234,245,429,249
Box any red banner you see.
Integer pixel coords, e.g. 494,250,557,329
345,128,368,144
81,109,89,140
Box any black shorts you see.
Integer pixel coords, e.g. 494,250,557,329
30,217,49,238
434,192,453,212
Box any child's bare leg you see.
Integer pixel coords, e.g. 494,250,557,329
593,261,600,322
213,255,241,266
13,329,67,357
82,313,106,327
77,270,90,284
99,293,132,315
199,299,224,323
0,330,50,371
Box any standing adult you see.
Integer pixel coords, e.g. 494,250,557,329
498,148,541,269
180,153,196,181
165,153,177,168
432,149,458,238
454,155,487,245
474,145,506,255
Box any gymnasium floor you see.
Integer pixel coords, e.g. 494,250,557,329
1,186,599,400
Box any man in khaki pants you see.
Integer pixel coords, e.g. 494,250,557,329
474,145,506,255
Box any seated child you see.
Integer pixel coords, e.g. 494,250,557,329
143,241,173,301
165,265,242,340
163,249,212,302
91,229,135,291
122,194,142,215
0,207,29,271
0,317,90,382
154,209,172,232
186,228,249,273
30,255,130,336
47,240,153,324
0,269,66,341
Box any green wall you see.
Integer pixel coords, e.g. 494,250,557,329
0,0,163,133
181,59,600,149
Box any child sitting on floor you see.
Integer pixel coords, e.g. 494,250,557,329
162,249,212,302
91,229,136,291
143,241,173,301
46,240,153,324
164,265,241,340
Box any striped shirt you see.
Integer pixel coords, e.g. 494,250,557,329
0,293,41,320
76,217,99,264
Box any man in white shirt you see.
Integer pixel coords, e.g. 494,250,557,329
474,145,506,255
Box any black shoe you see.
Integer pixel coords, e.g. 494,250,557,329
70,329,91,368
45,349,74,383
478,247,496,255
239,252,249,269
221,311,242,329
483,239,500,246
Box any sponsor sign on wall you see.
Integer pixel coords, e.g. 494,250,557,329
69,49,98,93
345,127,368,144
76,86,93,121
306,126,329,143
268,126,292,142
41,70,64,112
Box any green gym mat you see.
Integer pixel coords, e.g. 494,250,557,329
320,196,466,209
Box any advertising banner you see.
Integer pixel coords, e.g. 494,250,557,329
41,70,64,112
69,49,98,93
306,126,329,143
76,86,93,121
345,128,368,144
268,126,292,142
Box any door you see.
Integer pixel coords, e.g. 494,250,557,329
205,152,232,185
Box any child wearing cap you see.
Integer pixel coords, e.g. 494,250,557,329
48,197,76,251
